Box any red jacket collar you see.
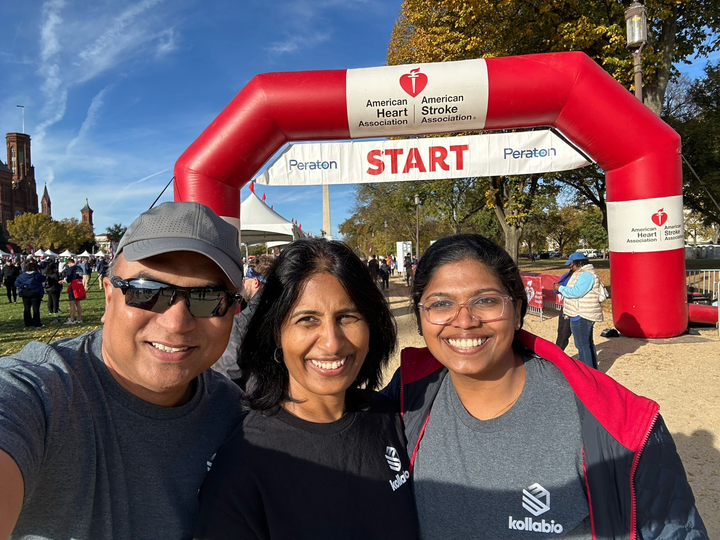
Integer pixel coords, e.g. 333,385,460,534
401,329,659,453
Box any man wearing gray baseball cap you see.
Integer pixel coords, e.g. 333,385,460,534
0,202,246,539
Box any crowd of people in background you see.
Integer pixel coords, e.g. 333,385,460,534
1,253,113,329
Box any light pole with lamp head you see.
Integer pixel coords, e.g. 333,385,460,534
384,220,388,255
625,1,648,102
414,194,421,260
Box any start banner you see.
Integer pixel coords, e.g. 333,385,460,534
254,131,590,186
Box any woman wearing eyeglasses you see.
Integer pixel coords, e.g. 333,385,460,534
194,238,418,540
384,234,706,539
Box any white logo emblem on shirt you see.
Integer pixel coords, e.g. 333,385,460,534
508,483,564,534
522,483,550,516
385,446,402,472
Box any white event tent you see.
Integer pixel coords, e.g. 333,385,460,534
59,250,75,257
240,190,306,246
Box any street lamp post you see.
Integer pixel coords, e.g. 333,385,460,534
414,194,421,260
625,1,648,102
384,220,388,255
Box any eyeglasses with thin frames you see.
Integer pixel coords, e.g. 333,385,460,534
418,294,513,325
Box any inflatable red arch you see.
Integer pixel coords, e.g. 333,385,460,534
174,51,695,339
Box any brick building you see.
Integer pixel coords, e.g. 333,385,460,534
0,132,39,237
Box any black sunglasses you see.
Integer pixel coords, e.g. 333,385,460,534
110,276,241,318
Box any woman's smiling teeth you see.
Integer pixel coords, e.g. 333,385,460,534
310,357,347,370
447,337,488,349
151,342,190,353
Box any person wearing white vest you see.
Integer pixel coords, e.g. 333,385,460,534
553,252,604,369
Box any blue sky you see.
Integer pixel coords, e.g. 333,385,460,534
0,0,403,238
0,1,717,240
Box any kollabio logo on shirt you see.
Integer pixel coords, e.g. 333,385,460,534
651,208,668,227
385,446,402,471
385,446,410,491
508,483,564,534
399,68,428,97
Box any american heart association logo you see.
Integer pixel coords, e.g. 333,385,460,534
399,68,428,97
651,208,668,227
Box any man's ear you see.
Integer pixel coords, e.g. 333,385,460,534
101,277,113,323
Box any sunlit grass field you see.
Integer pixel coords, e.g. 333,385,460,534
1,273,105,357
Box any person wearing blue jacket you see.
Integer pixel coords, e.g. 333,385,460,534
15,261,46,328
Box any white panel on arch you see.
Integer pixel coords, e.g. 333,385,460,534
346,59,488,138
607,195,684,253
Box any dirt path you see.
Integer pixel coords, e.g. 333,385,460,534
382,276,720,535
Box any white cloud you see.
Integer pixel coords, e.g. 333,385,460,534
107,168,172,209
39,0,65,63
78,0,165,62
67,86,111,152
155,28,178,57
268,31,332,56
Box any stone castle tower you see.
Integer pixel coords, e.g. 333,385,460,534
41,184,51,217
81,199,93,229
0,132,39,237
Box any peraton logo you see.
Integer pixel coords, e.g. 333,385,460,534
385,446,402,472
399,68,428,97
651,208,668,227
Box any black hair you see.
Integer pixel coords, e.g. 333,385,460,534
23,261,38,273
241,238,397,411
411,234,528,333
574,258,590,267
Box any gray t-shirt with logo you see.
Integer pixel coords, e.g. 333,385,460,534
413,355,592,539
0,329,244,540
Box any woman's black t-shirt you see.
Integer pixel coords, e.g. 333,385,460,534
194,392,418,540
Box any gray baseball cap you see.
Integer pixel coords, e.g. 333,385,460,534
117,202,243,288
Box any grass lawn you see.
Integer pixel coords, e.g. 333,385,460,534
1,273,106,357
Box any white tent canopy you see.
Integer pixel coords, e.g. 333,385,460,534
44,250,59,257
59,249,74,257
240,191,306,245
77,250,92,257
34,249,46,256
0,249,10,257
95,250,106,257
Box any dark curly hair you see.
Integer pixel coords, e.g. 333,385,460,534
411,234,528,334
240,238,397,411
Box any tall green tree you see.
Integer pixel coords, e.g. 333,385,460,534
663,62,720,227
54,218,95,253
545,206,582,255
389,0,720,114
7,213,55,252
105,223,127,245
338,179,502,256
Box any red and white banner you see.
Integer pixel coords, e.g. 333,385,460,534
346,59,489,138
521,273,544,310
607,195,684,253
254,130,589,186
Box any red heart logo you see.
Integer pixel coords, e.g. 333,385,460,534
399,68,428,97
651,209,668,226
